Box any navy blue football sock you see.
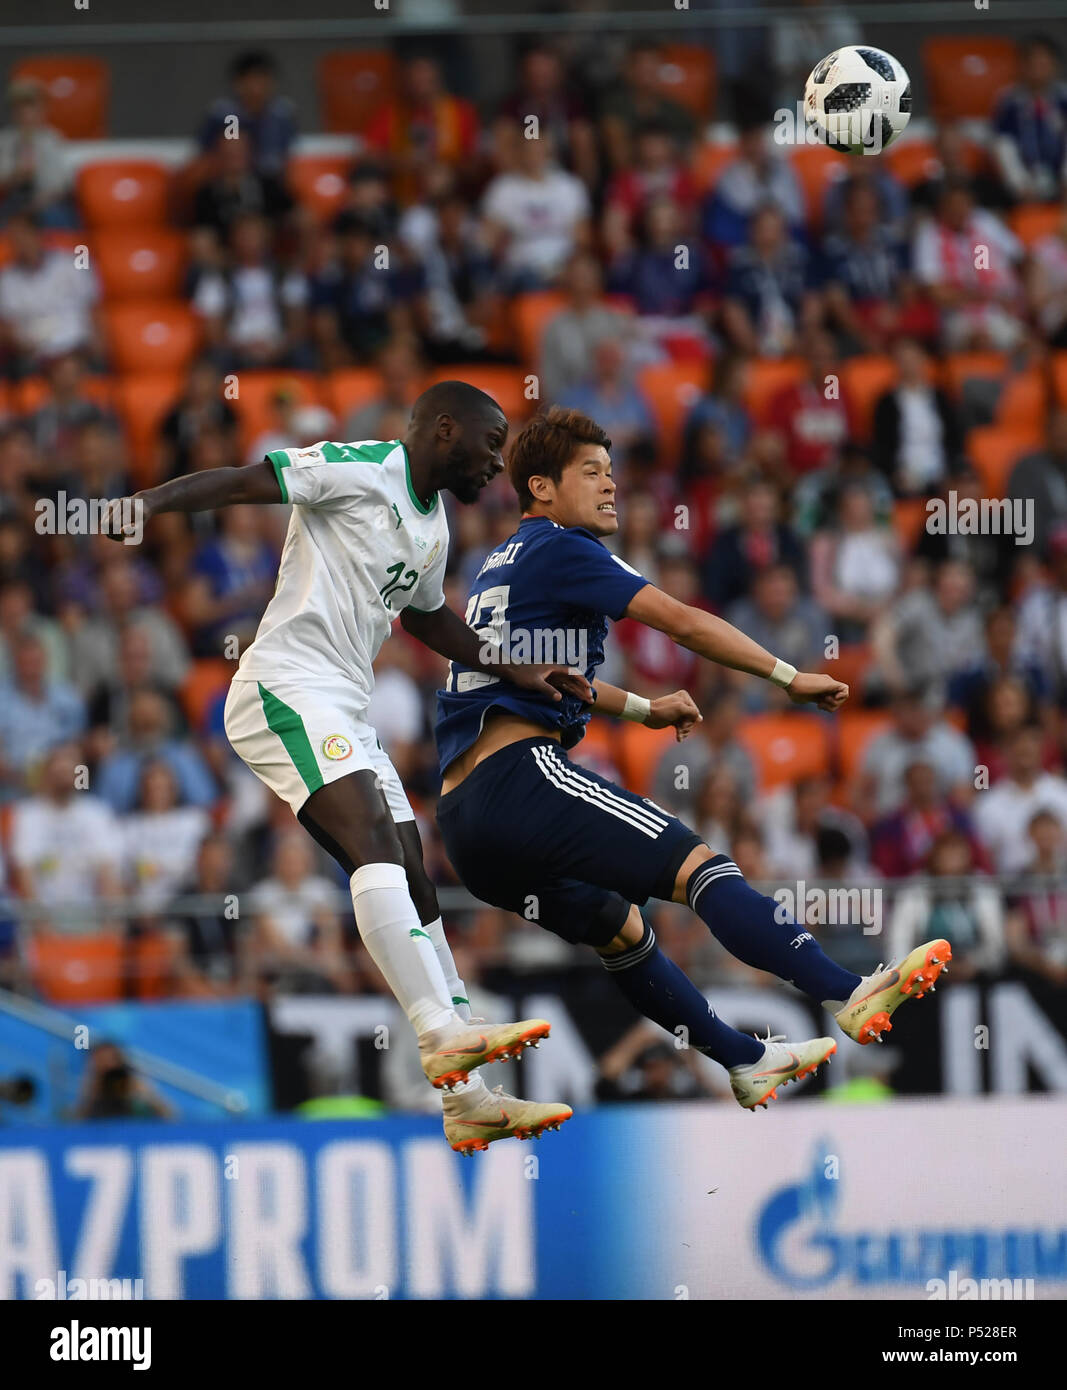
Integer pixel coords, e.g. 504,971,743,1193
686,855,861,1005
601,922,763,1068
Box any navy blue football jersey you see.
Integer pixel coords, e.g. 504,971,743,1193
435,516,649,774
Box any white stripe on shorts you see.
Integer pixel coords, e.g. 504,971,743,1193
531,745,668,840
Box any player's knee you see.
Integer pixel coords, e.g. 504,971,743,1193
596,904,645,956
671,843,714,903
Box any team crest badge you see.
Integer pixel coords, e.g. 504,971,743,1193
322,734,353,760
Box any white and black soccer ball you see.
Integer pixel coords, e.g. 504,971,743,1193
804,45,911,156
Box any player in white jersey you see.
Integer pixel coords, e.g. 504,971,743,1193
104,381,583,1150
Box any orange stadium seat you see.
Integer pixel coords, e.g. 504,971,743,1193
884,139,942,188
922,37,1019,121
112,371,185,484
636,360,707,461
29,932,123,1005
319,50,397,134
692,141,737,193
568,718,622,779
424,365,532,424
78,161,171,228
840,355,897,442
228,371,325,450
742,357,806,427
966,425,1042,498
837,709,893,782
128,931,181,1001
325,368,385,422
892,497,929,552
12,373,114,416
1010,203,1064,248
822,643,871,700
95,229,186,301
180,657,233,731
514,291,567,368
288,154,352,224
995,369,1048,430
104,302,199,375
884,135,985,189
736,714,831,791
789,144,849,228
656,44,716,120
616,722,678,799
941,351,1008,398
1053,352,1067,408
12,56,109,138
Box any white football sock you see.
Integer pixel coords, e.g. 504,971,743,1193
350,863,456,1037
422,915,472,1022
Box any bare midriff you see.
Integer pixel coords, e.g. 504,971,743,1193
440,711,560,794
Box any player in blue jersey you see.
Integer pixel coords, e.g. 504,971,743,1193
435,407,952,1111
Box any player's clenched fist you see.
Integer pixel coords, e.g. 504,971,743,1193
647,690,702,741
785,672,849,712
100,494,150,543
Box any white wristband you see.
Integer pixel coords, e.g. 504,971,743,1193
621,691,651,723
769,659,798,689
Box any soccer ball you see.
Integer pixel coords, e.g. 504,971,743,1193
804,45,911,156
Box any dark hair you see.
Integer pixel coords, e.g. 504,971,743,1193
1021,33,1061,62
506,406,612,511
230,51,276,81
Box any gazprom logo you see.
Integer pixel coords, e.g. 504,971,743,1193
757,1143,1067,1290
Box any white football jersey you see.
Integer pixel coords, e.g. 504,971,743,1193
232,439,450,708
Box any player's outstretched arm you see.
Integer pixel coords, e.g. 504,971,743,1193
400,602,593,704
591,679,702,741
101,460,283,540
623,586,849,713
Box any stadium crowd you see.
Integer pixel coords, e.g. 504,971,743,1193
0,28,1065,1104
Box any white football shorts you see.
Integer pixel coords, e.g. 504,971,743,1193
224,677,414,823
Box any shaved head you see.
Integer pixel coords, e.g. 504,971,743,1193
410,380,504,429
404,379,509,505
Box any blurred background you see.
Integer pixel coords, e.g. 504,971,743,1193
0,0,1064,1302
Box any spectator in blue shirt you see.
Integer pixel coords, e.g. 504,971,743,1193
309,212,426,366
197,52,297,189
701,122,806,251
821,179,910,352
186,505,277,659
95,688,217,813
0,632,84,788
606,196,714,320
721,204,820,357
557,337,658,473
992,34,1067,202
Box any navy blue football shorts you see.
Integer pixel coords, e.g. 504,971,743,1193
435,737,702,949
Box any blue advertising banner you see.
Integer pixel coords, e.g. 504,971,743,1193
0,1000,271,1123
1,1099,1064,1300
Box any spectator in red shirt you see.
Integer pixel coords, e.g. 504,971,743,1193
870,758,989,878
603,121,698,257
366,55,479,203
495,43,597,186
767,330,850,477
615,546,710,698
